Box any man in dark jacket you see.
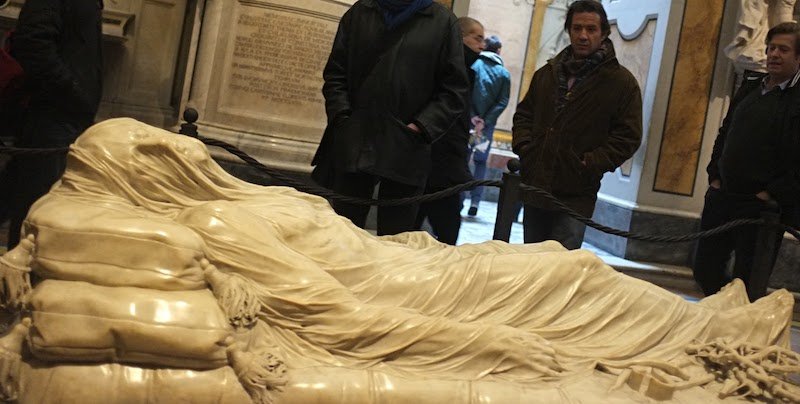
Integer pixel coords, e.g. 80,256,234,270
693,22,800,301
414,16,483,245
466,35,510,217
311,0,469,236
512,0,642,249
3,0,104,249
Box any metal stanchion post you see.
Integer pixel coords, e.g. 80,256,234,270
179,108,199,137
493,159,522,242
748,203,782,301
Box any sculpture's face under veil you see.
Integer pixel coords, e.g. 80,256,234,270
69,119,244,207
75,120,211,168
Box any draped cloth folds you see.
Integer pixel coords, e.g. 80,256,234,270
23,119,794,398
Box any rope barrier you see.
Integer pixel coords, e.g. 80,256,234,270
1,136,798,244
518,183,799,243
0,146,69,156
199,136,500,207
202,135,800,244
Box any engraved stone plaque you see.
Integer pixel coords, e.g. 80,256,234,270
187,0,457,172
219,7,336,127
187,0,354,172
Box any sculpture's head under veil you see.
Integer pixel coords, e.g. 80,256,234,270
59,118,266,216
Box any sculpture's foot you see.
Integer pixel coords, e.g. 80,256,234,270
704,288,794,347
0,235,34,310
202,259,261,328
698,279,749,310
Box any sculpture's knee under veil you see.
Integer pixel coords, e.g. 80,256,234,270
1,118,798,403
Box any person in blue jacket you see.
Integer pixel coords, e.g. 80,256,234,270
467,35,510,216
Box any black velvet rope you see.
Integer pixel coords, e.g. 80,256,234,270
2,138,798,244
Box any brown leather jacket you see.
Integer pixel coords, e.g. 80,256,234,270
512,41,642,216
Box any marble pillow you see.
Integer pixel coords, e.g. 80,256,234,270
27,280,232,370
24,196,206,291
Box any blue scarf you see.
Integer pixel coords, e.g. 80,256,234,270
375,0,433,30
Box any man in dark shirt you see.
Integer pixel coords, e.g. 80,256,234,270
693,22,800,300
311,0,468,236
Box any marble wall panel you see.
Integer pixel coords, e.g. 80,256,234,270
215,4,336,133
610,23,654,101
653,0,725,196
188,0,353,172
99,0,188,127
609,21,655,177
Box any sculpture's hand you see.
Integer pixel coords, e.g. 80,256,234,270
490,329,565,378
202,259,261,328
0,235,34,310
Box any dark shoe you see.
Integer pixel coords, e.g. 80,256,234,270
467,206,478,216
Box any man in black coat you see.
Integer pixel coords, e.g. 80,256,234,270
414,16,483,245
693,22,800,301
311,0,469,236
3,0,103,248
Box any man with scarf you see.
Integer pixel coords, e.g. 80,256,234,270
512,0,642,249
311,0,468,236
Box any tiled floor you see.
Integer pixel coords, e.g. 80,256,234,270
457,200,524,245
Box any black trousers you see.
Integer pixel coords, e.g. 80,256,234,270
4,110,88,248
415,192,462,245
692,187,783,300
332,171,423,236
523,204,587,250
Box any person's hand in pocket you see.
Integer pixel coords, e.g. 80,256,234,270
756,190,771,201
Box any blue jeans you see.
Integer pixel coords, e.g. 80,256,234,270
469,159,487,207
469,123,494,208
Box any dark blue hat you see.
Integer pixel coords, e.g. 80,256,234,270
485,35,502,53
